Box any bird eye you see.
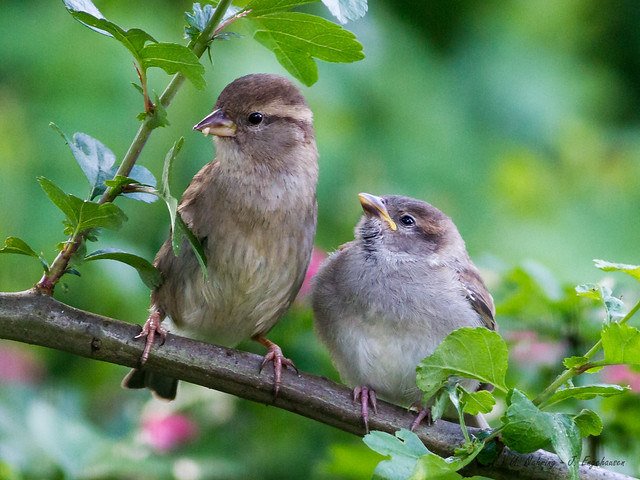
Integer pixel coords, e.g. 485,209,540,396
399,215,415,226
248,112,263,125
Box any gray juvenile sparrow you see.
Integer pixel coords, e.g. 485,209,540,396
312,193,496,431
123,73,319,399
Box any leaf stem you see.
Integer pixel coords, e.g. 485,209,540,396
532,298,640,408
35,0,233,294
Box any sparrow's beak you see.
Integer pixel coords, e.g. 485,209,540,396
193,109,236,137
358,193,397,231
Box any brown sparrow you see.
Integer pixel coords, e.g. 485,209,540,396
312,193,496,431
123,74,319,399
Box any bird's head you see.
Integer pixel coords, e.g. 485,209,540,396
355,193,466,261
194,73,316,170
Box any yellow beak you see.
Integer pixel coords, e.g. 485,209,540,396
358,192,397,231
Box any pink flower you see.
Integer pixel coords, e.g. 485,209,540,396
507,330,566,366
141,413,198,452
297,247,328,299
603,365,640,393
0,341,45,383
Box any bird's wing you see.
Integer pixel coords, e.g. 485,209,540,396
458,267,496,331
176,159,220,236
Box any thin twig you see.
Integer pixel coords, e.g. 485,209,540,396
213,9,252,37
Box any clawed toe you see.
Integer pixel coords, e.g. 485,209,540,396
354,386,377,433
409,408,432,431
256,335,297,396
135,310,167,364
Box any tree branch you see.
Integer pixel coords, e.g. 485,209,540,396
0,290,632,480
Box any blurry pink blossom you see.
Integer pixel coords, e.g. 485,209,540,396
141,413,198,452
507,330,567,366
603,364,640,393
0,341,45,383
297,246,328,299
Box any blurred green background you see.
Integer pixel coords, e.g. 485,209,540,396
1,0,640,478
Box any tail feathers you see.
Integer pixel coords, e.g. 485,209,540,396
122,368,178,401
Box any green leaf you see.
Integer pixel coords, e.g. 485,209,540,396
563,356,588,369
38,177,127,234
409,435,488,480
594,258,640,283
572,409,603,437
158,140,181,252
256,37,318,86
545,384,629,407
573,408,603,437
137,92,170,130
63,0,157,57
66,11,156,59
0,237,50,274
408,455,462,480
321,0,368,24
139,43,206,90
460,389,496,416
501,389,582,479
363,429,429,480
601,323,640,364
38,177,78,223
562,356,601,373
549,414,581,480
249,12,364,86
443,383,467,440
409,453,491,480
157,139,208,277
103,175,142,192
501,389,553,454
62,0,102,17
574,283,601,300
185,2,215,41
416,327,509,401
429,389,449,423
62,0,108,34
245,0,318,16
84,249,162,289
50,124,117,200
131,82,144,96
69,195,127,232
575,283,626,322
175,215,208,275
70,197,127,232
0,237,39,258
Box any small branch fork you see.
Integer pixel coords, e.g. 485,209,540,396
0,290,632,480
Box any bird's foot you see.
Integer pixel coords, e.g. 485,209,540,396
256,336,298,396
135,309,167,365
353,386,377,433
409,407,432,431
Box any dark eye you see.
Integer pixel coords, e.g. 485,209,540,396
248,112,263,125
400,215,415,226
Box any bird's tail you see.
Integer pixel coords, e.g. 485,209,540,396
121,368,178,401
